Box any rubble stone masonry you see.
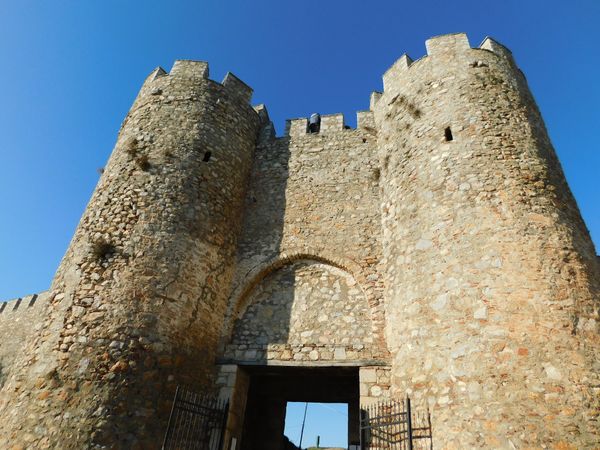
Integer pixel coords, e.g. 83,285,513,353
0,33,598,449
374,33,600,448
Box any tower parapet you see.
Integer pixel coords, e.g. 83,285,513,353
283,111,376,137
374,33,600,448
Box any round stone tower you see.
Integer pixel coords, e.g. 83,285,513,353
374,33,600,448
0,61,261,448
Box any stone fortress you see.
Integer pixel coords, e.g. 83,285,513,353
0,32,598,449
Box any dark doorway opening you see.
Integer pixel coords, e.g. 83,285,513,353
238,366,360,450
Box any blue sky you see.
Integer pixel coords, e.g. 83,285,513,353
0,1,598,444
284,402,348,448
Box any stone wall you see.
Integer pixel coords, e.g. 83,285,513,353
224,259,377,363
375,33,600,448
359,365,391,406
0,292,49,388
217,364,250,449
222,112,388,363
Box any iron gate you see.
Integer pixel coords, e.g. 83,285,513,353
162,386,229,450
360,397,432,450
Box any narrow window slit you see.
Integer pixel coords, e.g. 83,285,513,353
203,151,212,162
445,127,453,141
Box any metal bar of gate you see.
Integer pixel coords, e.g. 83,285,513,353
427,409,433,450
189,389,200,450
162,387,230,450
181,388,191,450
406,397,413,450
162,386,179,450
360,409,365,450
211,398,221,450
217,400,229,450
359,397,433,450
187,389,197,449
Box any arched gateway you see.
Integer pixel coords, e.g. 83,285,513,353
215,258,390,449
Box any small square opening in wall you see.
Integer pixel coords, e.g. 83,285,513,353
444,127,453,141
202,151,212,162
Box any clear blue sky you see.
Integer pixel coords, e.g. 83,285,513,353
0,1,598,446
285,402,348,448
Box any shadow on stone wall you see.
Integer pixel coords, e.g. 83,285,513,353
217,126,292,360
226,259,373,363
218,121,385,367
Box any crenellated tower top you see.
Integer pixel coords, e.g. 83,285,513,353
137,59,255,104
379,33,516,94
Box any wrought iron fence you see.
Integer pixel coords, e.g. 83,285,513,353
360,397,432,450
162,386,229,450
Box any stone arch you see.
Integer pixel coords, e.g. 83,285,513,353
227,251,370,328
221,248,389,362
236,260,370,345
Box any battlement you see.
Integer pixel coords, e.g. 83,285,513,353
0,291,50,320
141,59,254,104
267,34,514,138
382,33,514,91
282,111,375,138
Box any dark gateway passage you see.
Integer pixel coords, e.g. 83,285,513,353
239,366,360,450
